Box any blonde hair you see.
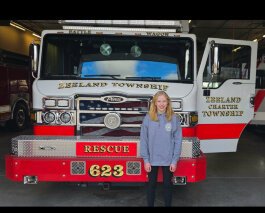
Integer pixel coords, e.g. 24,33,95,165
149,91,174,122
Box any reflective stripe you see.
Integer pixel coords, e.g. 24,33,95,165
196,123,246,140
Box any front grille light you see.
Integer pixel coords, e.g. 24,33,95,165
43,112,56,123
172,99,182,111
37,110,76,125
44,99,56,107
60,112,71,123
43,97,71,109
58,99,69,107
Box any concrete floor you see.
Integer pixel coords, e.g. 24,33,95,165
0,126,265,206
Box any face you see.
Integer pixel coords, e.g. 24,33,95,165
155,95,168,113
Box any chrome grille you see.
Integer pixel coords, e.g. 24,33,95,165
76,96,150,129
76,96,190,130
79,99,149,111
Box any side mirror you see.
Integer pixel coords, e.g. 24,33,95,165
210,41,219,74
29,43,40,78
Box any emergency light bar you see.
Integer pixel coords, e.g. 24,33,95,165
62,26,177,33
59,20,189,33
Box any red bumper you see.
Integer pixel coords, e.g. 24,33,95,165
5,155,206,183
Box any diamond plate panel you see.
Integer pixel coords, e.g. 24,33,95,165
180,138,200,158
71,161,85,175
126,161,141,175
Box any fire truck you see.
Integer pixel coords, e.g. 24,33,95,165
6,20,257,185
250,54,265,128
0,49,31,131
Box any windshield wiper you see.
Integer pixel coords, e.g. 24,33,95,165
126,76,161,81
82,74,121,79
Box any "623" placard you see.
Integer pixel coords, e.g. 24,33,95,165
89,164,124,177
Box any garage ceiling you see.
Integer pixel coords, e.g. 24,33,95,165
14,20,265,52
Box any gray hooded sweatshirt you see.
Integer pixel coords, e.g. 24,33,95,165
140,113,182,166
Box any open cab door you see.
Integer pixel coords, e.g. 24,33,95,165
197,38,257,153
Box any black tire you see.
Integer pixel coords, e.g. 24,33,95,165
9,104,29,131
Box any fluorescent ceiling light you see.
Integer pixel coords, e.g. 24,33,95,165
32,33,41,38
10,21,26,31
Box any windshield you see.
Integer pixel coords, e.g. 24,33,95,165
40,34,194,83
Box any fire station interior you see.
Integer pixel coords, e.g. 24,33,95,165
1,20,265,206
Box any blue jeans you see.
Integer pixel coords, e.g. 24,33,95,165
146,166,173,207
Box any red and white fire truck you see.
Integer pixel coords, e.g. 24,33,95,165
6,20,258,185
0,49,31,131
250,54,265,128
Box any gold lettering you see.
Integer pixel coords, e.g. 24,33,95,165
93,146,99,152
201,110,244,117
150,84,157,89
65,83,71,88
72,83,78,87
84,145,91,153
58,83,65,89
114,146,122,152
126,83,135,87
100,146,106,152
107,145,114,152
123,146,129,153
146,32,169,36
162,85,168,91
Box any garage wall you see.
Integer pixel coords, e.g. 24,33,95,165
0,26,40,56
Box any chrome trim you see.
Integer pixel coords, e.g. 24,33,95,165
78,110,147,114
37,110,76,125
79,123,141,127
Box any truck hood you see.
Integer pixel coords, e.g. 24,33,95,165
34,80,194,98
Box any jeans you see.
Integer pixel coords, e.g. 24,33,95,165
146,166,173,207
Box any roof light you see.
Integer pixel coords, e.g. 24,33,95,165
63,25,177,33
59,20,188,32
60,20,181,27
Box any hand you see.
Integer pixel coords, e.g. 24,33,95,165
169,164,176,172
144,163,151,172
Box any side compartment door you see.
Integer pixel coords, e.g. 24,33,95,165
197,38,257,153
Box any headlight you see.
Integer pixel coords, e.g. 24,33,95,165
171,100,182,110
43,98,71,108
43,112,56,123
58,99,69,107
44,99,56,107
60,112,71,123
